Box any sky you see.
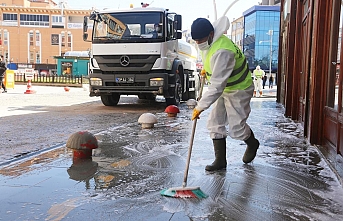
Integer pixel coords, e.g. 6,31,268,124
66,0,260,30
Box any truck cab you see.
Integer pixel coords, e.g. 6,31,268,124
83,7,198,106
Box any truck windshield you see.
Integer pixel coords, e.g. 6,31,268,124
92,12,164,43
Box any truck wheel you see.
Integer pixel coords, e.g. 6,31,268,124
188,90,198,100
101,93,120,106
166,74,181,106
181,72,189,101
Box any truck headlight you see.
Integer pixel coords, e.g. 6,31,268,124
90,78,102,86
150,78,164,86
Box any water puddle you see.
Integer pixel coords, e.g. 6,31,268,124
1,100,343,220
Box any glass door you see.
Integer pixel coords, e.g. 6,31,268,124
325,0,343,154
298,0,312,132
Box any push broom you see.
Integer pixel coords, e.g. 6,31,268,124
160,71,208,198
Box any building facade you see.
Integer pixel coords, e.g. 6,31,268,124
231,16,244,50
242,5,280,73
0,0,91,65
278,0,343,176
261,0,281,5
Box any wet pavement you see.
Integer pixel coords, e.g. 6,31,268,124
1,86,343,220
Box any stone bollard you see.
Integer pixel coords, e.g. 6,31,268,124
186,99,197,109
138,113,158,129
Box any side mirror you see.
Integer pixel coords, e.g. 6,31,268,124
83,16,88,32
89,13,97,20
83,33,89,41
175,15,182,30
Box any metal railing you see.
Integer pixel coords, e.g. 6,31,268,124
15,73,89,86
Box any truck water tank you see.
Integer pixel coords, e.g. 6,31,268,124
178,40,197,61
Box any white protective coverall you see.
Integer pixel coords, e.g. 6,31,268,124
195,16,254,141
253,66,264,93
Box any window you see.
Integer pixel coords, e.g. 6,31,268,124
92,12,163,42
29,31,34,46
67,33,72,47
52,15,64,28
243,10,279,71
29,51,34,63
35,31,40,47
167,17,174,40
52,16,63,23
51,34,59,45
232,23,237,31
61,32,65,47
20,14,49,26
3,31,8,46
3,13,17,21
36,52,40,64
326,3,343,110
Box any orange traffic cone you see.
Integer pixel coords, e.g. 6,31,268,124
24,80,36,94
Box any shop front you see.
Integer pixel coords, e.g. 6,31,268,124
278,0,343,173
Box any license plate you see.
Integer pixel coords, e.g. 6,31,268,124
116,77,134,83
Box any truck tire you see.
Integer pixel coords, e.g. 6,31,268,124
101,93,120,106
181,72,189,101
166,73,181,106
188,90,198,100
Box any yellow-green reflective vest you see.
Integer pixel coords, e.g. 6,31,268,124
254,70,263,78
202,35,252,92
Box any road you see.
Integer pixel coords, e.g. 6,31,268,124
0,85,168,164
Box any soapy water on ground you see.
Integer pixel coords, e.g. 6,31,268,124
1,89,343,220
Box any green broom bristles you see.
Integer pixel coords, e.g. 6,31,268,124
160,186,208,198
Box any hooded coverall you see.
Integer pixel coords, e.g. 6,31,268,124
253,68,264,95
195,16,254,141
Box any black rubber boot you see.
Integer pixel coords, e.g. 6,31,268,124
243,130,260,163
205,138,227,171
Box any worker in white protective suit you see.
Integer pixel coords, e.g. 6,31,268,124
190,17,260,171
253,65,265,97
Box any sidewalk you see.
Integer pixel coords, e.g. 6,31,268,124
0,84,96,118
254,86,277,98
1,89,343,220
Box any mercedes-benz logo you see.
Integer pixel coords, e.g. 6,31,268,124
120,55,130,67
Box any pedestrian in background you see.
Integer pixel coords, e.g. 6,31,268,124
253,65,264,97
190,16,260,171
0,55,7,93
269,74,274,89
262,74,267,89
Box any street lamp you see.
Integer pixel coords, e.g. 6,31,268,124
223,0,240,17
213,0,218,20
212,0,241,20
259,30,273,77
